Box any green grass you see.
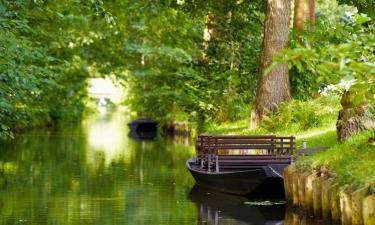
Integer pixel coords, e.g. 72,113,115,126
296,130,375,188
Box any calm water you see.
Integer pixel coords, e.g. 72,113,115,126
0,111,310,225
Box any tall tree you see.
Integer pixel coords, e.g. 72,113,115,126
251,0,292,128
294,0,315,32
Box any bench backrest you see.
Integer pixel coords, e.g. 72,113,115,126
196,135,295,156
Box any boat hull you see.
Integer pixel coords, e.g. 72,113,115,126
186,158,288,195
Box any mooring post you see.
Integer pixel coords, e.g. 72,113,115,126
214,210,219,225
213,136,219,173
215,155,219,173
199,138,203,167
207,154,211,172
302,140,307,149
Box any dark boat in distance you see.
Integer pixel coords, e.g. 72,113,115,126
128,118,157,140
186,135,295,195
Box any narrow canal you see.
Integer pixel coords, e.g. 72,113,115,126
0,110,321,225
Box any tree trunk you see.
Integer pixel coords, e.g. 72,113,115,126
250,0,292,129
202,13,219,61
336,91,375,142
294,0,315,32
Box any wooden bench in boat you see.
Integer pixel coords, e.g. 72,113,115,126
195,135,295,172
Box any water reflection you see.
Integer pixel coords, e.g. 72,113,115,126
85,111,130,165
166,133,192,146
189,185,285,225
284,208,331,225
0,111,196,224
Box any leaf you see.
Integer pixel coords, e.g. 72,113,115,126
355,14,371,25
263,61,278,76
1,124,9,130
295,60,304,72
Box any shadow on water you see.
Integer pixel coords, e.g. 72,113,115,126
189,185,285,225
246,178,286,199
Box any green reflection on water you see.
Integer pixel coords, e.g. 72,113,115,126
0,111,196,225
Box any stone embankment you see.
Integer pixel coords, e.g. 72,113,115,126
284,166,375,225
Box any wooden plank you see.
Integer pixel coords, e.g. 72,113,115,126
212,145,293,150
218,159,291,162
198,135,294,139
218,155,291,160
218,160,291,164
218,154,292,157
218,162,290,167
199,135,277,139
198,139,294,144
197,140,294,145
210,145,278,150
214,143,294,147
275,136,296,139
215,139,276,144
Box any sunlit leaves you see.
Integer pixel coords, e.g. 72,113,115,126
279,10,374,104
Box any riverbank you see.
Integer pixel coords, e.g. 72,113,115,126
201,120,374,224
178,97,374,224
284,130,375,224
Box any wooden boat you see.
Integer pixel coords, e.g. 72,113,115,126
186,135,295,195
187,158,288,195
128,118,157,140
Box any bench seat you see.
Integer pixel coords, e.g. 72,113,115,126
196,135,295,172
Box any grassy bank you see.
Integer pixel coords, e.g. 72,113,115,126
295,130,375,188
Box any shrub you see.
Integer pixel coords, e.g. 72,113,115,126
260,97,340,133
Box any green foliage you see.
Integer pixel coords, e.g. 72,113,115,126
118,0,264,127
0,0,112,138
336,0,375,17
259,97,340,133
278,8,374,105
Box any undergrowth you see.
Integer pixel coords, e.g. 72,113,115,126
204,97,340,147
259,97,340,133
